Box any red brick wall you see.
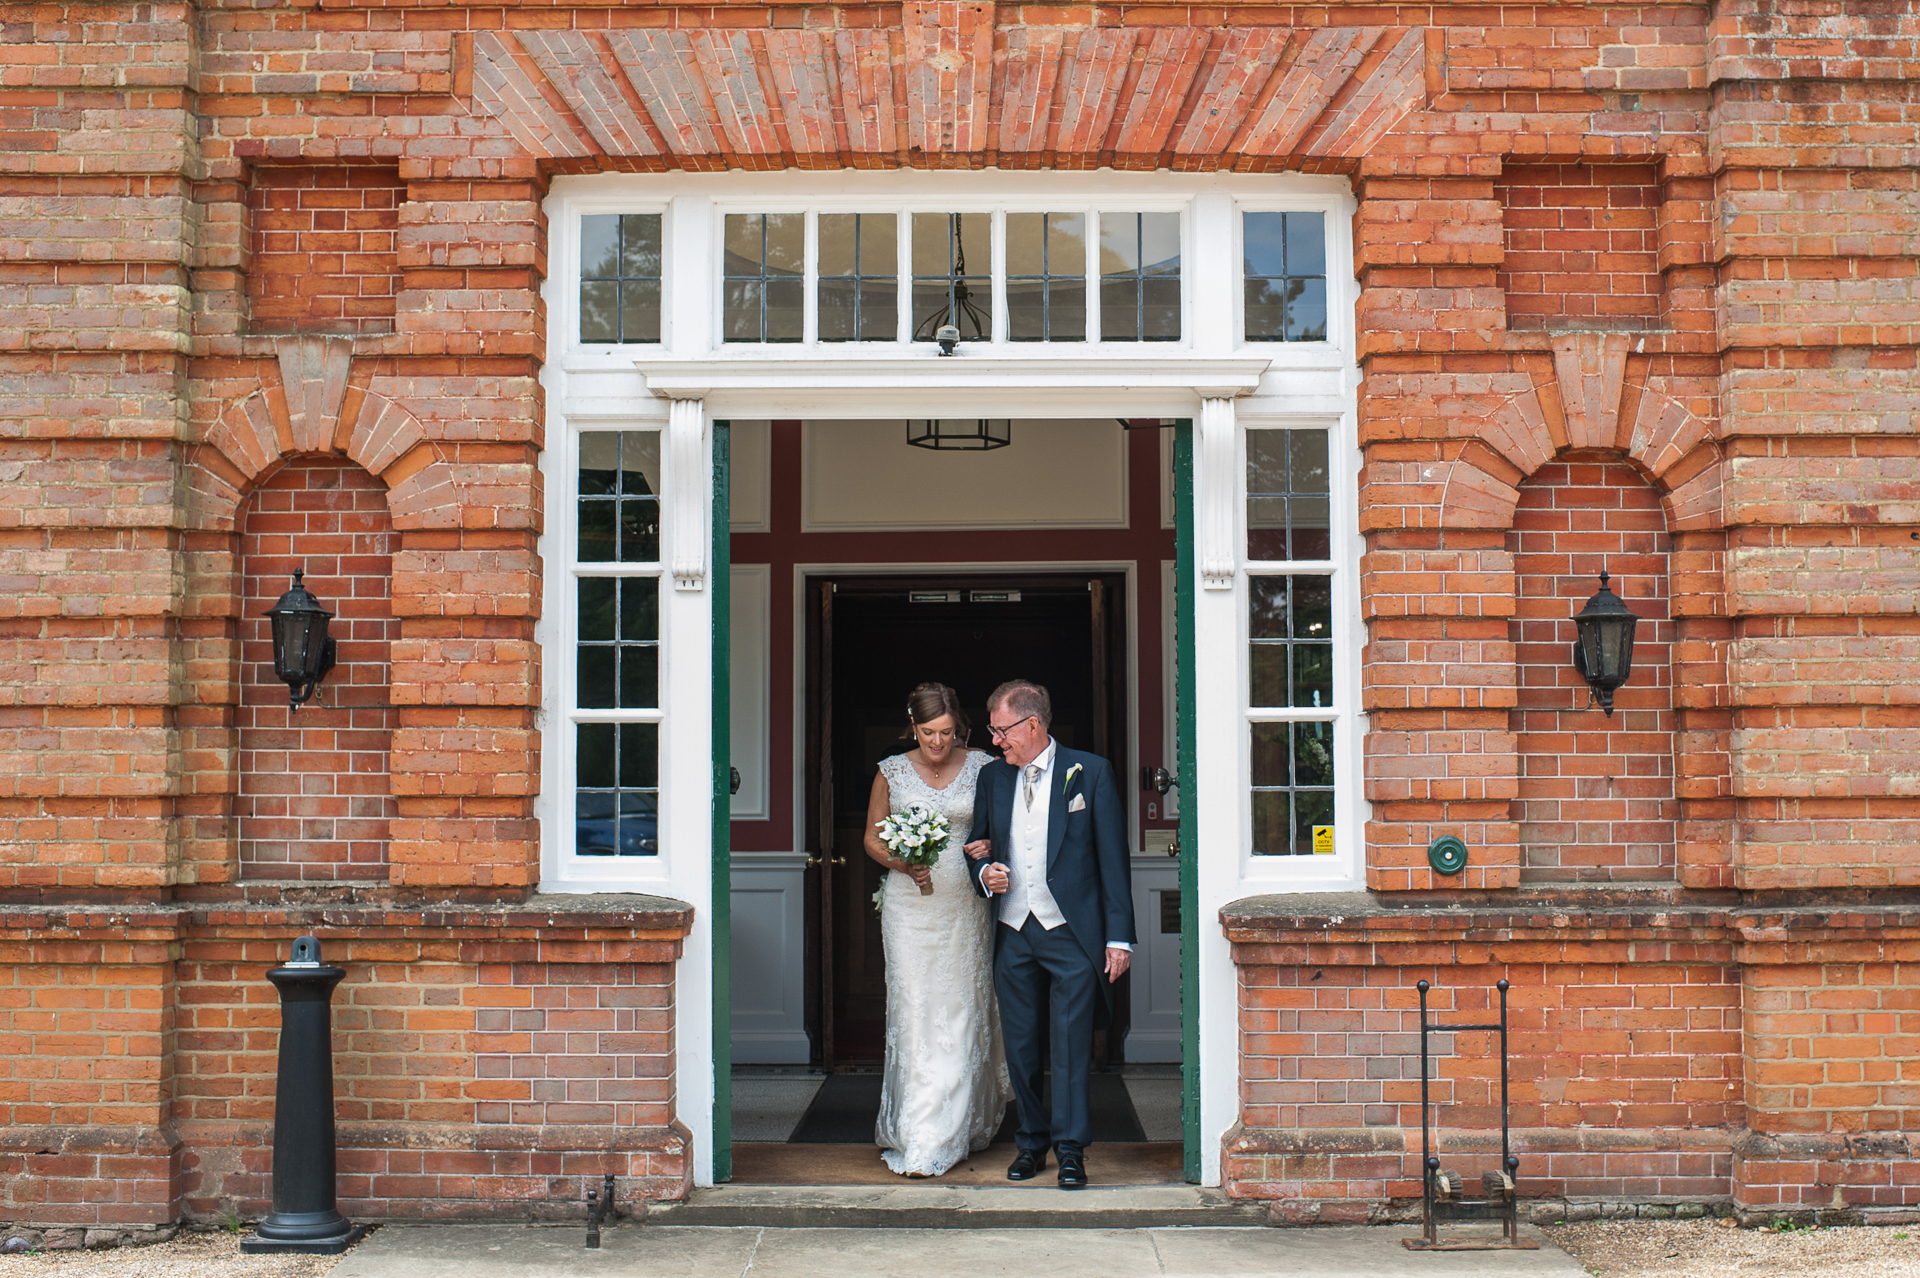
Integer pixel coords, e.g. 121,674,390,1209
161,917,691,1222
1498,164,1663,332
247,166,403,336
236,460,397,882
1510,453,1677,883
471,962,677,1128
1225,914,1752,1223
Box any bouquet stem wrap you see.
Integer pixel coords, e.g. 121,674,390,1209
874,804,951,897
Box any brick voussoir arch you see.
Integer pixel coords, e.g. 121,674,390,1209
192,336,475,532
1422,334,1726,531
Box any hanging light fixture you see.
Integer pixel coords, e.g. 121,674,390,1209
1570,570,1639,717
906,419,1013,451
264,569,337,710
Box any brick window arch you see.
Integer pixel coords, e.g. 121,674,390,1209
1509,452,1676,884
237,458,398,880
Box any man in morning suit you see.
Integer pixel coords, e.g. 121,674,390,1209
965,679,1135,1189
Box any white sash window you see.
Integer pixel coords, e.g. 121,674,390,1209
566,430,664,864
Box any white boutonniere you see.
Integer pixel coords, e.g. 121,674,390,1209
1062,762,1083,795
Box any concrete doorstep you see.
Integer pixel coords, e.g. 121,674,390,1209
646,1182,1273,1228
327,1221,1589,1278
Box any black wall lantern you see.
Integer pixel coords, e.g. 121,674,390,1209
265,570,337,710
907,419,1012,451
1571,570,1638,717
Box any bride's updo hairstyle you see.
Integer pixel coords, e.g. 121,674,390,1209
902,682,970,742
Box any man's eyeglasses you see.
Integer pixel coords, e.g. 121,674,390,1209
987,715,1036,741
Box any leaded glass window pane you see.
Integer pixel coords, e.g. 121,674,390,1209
580,214,662,343
723,213,805,343
1006,212,1086,342
818,213,898,342
1249,575,1333,709
1243,211,1327,342
1250,722,1335,856
911,212,992,342
577,432,661,563
1099,212,1180,341
576,723,659,856
576,577,659,709
1246,428,1331,561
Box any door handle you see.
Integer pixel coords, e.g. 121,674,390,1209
805,854,848,867
1144,767,1176,795
1167,835,1181,859
730,766,742,796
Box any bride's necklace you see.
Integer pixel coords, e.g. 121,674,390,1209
913,750,961,787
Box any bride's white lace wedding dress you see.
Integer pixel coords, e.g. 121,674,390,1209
873,749,1013,1177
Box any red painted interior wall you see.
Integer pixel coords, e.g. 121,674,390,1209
730,421,1178,852
237,458,398,880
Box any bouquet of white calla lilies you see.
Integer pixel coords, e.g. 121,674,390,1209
875,804,951,896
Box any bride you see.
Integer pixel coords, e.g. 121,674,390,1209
862,682,1013,1177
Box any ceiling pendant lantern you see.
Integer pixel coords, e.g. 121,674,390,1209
1570,570,1639,717
906,419,1013,451
264,569,338,711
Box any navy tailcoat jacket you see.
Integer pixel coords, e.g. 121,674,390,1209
967,745,1136,969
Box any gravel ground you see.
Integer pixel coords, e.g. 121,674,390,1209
1547,1219,1920,1278
0,1231,361,1277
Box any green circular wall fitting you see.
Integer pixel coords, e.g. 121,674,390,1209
1427,836,1469,876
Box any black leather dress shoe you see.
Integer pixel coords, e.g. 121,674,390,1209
1056,1148,1088,1189
1007,1148,1048,1181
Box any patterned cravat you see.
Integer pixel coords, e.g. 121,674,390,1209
1024,764,1041,811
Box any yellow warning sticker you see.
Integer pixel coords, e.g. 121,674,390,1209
1312,826,1335,855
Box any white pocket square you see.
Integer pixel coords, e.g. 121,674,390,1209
1068,794,1087,813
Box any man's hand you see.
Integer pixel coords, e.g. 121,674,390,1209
962,839,992,861
1104,947,1131,983
982,863,1009,894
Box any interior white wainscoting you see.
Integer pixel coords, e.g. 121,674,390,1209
1128,858,1183,1063
730,852,811,1064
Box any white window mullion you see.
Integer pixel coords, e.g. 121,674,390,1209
1086,209,1102,344
990,206,1007,345
803,210,819,346
895,211,912,344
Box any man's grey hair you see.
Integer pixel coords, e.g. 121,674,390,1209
988,680,1052,729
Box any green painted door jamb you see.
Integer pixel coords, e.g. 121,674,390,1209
1173,419,1200,1184
711,419,732,1183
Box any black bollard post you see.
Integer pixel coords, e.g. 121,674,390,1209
241,936,368,1255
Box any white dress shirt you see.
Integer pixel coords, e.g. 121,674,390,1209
995,741,1131,952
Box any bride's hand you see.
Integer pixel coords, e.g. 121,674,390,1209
962,840,992,861
907,863,931,888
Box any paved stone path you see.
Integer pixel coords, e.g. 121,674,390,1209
328,1222,1587,1277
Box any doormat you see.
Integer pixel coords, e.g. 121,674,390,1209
788,1071,1146,1144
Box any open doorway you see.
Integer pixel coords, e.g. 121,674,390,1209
729,569,1181,1184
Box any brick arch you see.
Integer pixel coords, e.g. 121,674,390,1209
459,18,1434,169
189,336,471,533
1432,335,1724,532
